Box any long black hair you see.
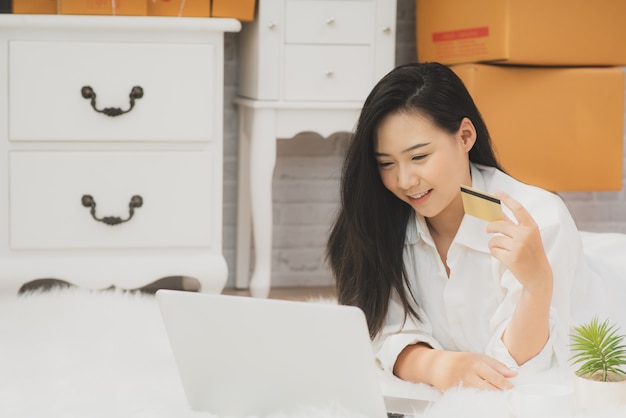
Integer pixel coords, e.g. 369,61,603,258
326,62,502,338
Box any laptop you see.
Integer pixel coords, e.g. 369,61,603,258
155,289,439,417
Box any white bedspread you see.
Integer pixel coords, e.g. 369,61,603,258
0,288,624,418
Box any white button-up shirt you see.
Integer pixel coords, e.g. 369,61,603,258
374,163,583,377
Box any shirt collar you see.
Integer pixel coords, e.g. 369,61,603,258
406,212,433,247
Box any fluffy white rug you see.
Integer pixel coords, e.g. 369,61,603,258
1,289,625,418
416,386,626,418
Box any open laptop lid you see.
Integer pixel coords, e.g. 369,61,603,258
156,289,389,417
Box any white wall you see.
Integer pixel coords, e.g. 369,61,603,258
222,0,626,289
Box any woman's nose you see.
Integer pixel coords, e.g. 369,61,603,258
397,166,419,190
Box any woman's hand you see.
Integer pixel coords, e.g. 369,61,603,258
486,191,553,291
394,344,517,392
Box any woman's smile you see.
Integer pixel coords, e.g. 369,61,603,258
408,189,432,205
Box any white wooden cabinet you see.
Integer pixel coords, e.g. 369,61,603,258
236,0,396,297
0,15,241,295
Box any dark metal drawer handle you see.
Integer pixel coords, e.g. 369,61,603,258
81,195,143,226
81,85,144,117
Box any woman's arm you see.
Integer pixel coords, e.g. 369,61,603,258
487,192,555,365
394,343,516,391
502,279,553,364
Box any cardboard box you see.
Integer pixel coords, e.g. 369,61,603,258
148,0,210,17
211,0,255,22
452,64,625,191
60,0,148,16
417,0,626,66
13,0,58,14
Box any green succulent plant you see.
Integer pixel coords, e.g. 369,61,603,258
570,317,626,382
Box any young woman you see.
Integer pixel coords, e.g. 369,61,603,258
326,62,588,392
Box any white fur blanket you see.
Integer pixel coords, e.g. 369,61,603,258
1,289,624,418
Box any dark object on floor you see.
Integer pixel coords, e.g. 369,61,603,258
17,276,200,295
0,0,11,13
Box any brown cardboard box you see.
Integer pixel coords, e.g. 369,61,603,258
211,0,255,21
148,0,210,17
417,0,626,66
60,0,148,16
452,64,625,191
13,0,58,13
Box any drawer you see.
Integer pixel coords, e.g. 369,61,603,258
284,45,372,101
285,0,372,45
9,151,217,250
9,41,216,142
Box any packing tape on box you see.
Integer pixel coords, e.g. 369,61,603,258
178,0,187,16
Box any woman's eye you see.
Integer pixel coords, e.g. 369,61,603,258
378,161,393,169
412,154,428,161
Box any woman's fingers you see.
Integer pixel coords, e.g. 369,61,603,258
446,352,517,391
495,191,536,226
478,360,517,390
485,192,553,287
486,192,537,235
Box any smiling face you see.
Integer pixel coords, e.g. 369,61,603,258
375,111,476,227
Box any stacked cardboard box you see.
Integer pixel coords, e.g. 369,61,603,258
211,0,255,21
11,0,256,20
148,0,256,20
12,0,148,15
148,0,210,17
12,0,57,14
416,0,626,191
61,0,148,16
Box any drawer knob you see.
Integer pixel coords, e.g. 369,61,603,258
325,17,335,25
81,194,143,226
81,85,144,117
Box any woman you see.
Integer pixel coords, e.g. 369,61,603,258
326,62,587,392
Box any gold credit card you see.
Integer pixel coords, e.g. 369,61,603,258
460,185,503,222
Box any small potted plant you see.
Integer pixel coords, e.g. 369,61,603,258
570,317,626,410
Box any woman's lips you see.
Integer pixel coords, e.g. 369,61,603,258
408,189,432,204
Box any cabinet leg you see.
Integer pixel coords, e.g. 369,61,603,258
235,108,252,289
248,109,276,298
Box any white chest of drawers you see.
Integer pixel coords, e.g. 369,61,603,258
0,15,241,294
235,0,396,297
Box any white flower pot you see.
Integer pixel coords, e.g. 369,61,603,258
574,373,626,411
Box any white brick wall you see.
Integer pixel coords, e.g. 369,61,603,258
223,0,626,289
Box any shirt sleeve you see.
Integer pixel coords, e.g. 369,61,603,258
484,203,581,373
373,289,443,373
